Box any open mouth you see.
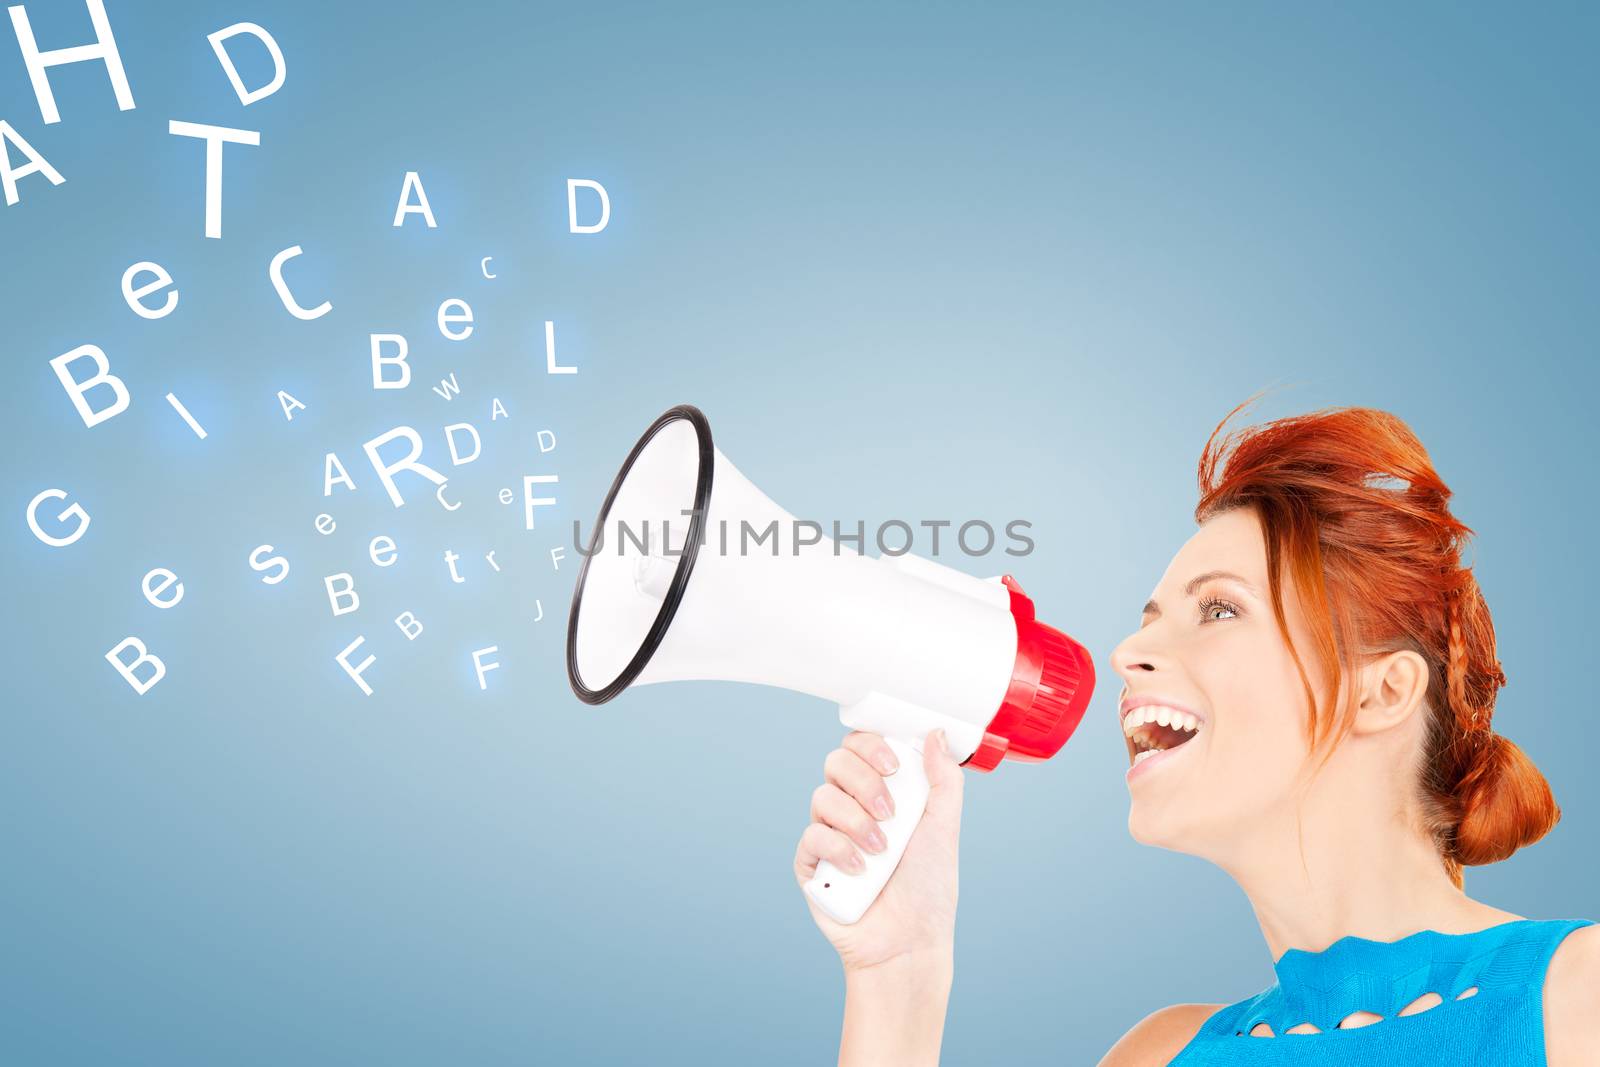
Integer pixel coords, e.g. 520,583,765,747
1123,705,1202,767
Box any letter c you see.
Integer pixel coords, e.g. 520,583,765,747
480,256,496,279
269,245,333,320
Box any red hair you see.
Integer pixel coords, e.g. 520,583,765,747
1195,396,1560,888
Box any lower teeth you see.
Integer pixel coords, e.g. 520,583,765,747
1132,748,1164,765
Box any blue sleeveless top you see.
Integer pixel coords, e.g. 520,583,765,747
1170,918,1595,1065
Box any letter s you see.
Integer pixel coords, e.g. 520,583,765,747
1004,519,1035,558
249,544,290,584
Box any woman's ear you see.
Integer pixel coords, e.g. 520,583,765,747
1351,649,1430,736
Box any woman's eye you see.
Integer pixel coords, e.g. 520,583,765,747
1199,597,1239,622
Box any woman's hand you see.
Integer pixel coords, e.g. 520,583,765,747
793,728,965,973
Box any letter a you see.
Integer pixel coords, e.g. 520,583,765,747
324,452,356,495
393,171,436,227
0,120,64,206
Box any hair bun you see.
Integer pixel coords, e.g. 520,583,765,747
1194,398,1561,886
1451,731,1561,867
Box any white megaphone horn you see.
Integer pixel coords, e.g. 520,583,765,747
566,404,1094,925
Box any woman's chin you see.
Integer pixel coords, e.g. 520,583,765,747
1127,813,1164,848
1126,800,1199,851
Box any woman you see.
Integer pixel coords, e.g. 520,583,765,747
792,402,1598,1065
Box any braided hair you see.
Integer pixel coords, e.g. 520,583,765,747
1195,396,1559,888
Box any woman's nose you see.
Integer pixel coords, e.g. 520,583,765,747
1110,628,1166,678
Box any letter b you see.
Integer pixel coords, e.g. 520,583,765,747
50,344,130,427
106,636,165,695
324,573,359,616
371,334,410,389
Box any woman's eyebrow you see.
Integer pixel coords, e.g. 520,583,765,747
1141,570,1260,617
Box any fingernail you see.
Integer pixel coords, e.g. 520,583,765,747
933,729,948,754
877,750,899,774
865,828,887,853
846,851,866,872
872,795,893,821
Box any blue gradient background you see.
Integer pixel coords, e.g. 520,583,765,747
3,2,1596,1064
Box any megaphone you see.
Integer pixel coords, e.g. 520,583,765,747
566,404,1094,924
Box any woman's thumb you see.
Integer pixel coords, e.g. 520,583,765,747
922,728,965,818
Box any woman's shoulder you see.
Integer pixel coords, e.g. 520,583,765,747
1543,920,1600,1067
1095,1002,1225,1067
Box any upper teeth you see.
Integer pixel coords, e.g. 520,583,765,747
1122,705,1200,736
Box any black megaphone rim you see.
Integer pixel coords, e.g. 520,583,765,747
566,404,715,705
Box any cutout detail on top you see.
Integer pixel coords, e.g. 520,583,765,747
1240,987,1481,1037
1399,992,1444,1016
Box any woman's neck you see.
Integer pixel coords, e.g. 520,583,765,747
1210,749,1520,961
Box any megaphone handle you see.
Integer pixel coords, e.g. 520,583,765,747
802,734,930,925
